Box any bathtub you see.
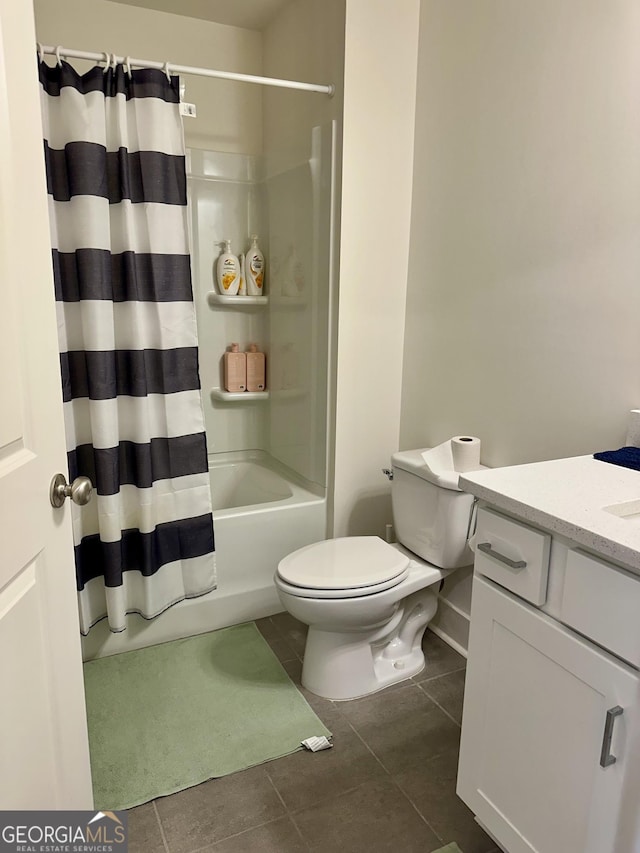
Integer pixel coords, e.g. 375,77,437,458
210,457,295,511
82,451,326,660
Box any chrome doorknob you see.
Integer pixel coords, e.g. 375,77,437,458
49,473,94,508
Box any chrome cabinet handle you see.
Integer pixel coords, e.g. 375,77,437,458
477,542,527,570
600,705,623,768
49,473,93,508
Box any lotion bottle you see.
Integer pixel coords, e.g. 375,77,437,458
216,240,240,295
245,235,265,296
224,343,246,392
246,343,266,391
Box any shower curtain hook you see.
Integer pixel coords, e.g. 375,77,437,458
37,43,44,63
54,45,63,67
125,56,132,78
164,61,171,82
101,51,110,72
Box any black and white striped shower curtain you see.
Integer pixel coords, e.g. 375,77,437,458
39,59,216,634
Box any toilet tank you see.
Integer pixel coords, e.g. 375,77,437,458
391,448,475,569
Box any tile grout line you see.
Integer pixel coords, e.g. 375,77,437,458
287,781,380,819
279,811,311,848
151,800,171,853
265,761,401,847
341,714,444,843
414,664,467,685
261,616,307,664
256,617,283,644
339,684,473,839
264,757,371,829
390,776,445,844
263,766,313,849
341,714,394,776
415,681,463,729
184,815,310,853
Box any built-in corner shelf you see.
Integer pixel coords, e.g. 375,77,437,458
211,388,270,402
207,292,269,307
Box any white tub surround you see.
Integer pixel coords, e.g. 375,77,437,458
459,454,640,574
82,452,326,660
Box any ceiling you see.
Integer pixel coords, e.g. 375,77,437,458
108,0,292,30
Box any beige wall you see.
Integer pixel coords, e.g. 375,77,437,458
401,0,640,466
34,0,262,153
402,0,640,647
262,0,344,174
331,0,420,537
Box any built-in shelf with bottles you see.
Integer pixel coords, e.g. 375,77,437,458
188,126,332,490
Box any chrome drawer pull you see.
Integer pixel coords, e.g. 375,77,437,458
477,542,527,570
600,705,623,768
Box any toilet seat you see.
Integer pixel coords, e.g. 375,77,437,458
276,536,410,599
275,571,410,599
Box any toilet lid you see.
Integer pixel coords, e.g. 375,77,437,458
277,536,410,591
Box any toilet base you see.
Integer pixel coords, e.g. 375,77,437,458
301,586,439,700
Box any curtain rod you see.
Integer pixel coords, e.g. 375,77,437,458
39,44,335,97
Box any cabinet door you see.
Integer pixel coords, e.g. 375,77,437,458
457,576,639,853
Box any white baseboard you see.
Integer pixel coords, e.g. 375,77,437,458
429,595,470,657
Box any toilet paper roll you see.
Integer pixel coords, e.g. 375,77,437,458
451,436,481,473
626,410,640,447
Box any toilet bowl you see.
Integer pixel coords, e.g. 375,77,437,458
274,537,451,700
274,447,477,701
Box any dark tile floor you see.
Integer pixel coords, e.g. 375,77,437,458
127,615,499,853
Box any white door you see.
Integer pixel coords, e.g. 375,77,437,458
0,0,92,807
457,576,639,853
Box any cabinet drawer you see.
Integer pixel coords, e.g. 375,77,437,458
474,507,551,605
561,549,640,668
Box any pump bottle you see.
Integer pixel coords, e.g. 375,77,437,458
216,240,240,295
246,343,266,391
224,343,246,392
245,235,265,296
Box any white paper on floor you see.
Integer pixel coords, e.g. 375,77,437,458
301,736,333,752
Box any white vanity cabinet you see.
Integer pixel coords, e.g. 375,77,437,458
457,505,640,853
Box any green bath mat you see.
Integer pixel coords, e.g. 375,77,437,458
431,845,464,853
83,622,331,810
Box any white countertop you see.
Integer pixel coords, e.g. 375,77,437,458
459,455,640,573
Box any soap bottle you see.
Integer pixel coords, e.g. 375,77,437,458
224,343,246,392
246,343,266,392
245,235,265,296
216,240,240,296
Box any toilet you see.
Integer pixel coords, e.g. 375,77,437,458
274,448,477,700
